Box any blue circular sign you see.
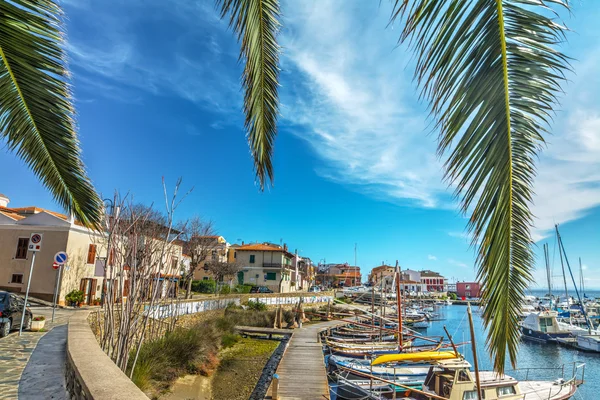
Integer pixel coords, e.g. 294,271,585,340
54,251,68,264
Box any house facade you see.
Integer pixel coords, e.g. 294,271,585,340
0,196,183,305
419,269,446,292
456,282,481,298
316,263,362,288
369,264,395,287
233,243,294,292
191,235,230,281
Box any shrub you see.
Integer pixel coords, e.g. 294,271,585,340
65,290,84,306
191,279,216,293
448,292,458,300
234,284,254,293
221,333,241,348
247,300,267,311
219,285,231,295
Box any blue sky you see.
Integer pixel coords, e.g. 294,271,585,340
1,1,600,288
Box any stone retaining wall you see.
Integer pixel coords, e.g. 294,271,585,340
65,311,148,400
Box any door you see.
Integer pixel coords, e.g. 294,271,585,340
237,271,244,285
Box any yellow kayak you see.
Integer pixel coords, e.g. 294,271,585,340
371,351,459,366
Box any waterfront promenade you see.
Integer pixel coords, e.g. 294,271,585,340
269,319,343,400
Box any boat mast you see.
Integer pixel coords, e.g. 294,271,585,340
579,257,585,299
395,260,403,349
467,303,482,400
544,243,553,309
557,227,570,320
556,225,593,333
380,271,384,341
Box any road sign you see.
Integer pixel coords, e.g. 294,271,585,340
28,233,43,252
52,262,60,270
54,251,68,265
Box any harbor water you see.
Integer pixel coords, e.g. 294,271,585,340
331,304,597,399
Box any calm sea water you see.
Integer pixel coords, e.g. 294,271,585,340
331,304,597,399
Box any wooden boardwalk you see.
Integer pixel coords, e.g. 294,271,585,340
269,320,344,400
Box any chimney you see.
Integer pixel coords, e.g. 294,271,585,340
0,194,9,208
241,241,245,245
283,243,288,252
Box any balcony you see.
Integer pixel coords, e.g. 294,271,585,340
262,263,292,269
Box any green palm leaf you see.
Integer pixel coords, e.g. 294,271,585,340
0,0,101,227
217,0,281,189
391,0,570,372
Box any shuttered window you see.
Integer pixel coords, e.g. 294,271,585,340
87,244,97,264
15,238,29,259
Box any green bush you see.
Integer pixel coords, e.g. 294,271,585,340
191,280,216,294
247,300,267,311
65,290,84,306
448,292,457,300
234,284,254,293
219,285,231,295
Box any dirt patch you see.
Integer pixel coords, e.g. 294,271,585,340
211,338,279,400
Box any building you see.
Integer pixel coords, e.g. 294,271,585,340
369,264,395,287
0,195,182,305
419,270,445,292
403,269,422,283
233,242,295,292
446,281,457,293
316,263,361,288
456,282,481,299
190,235,230,281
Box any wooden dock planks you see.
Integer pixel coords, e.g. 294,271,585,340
272,320,344,400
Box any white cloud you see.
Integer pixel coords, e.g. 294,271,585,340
279,0,450,208
428,255,437,261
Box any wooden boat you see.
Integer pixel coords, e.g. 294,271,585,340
326,334,397,343
328,355,431,380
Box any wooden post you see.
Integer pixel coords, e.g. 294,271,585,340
467,302,482,400
395,261,403,349
271,373,280,400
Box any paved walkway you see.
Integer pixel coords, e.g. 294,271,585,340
270,319,344,400
0,306,73,400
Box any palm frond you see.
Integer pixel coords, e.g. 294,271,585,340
0,0,102,227
217,0,281,189
391,0,570,372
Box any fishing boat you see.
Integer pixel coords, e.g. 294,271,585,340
397,358,584,400
519,310,572,343
328,355,430,380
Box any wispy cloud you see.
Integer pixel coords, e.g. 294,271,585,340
448,259,468,268
279,0,450,208
428,255,437,261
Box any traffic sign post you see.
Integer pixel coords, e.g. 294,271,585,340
20,233,43,336
52,252,68,322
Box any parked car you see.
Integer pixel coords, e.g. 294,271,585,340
0,291,33,337
249,286,273,294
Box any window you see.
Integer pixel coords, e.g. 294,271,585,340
203,277,209,280
266,272,277,281
15,238,29,259
457,370,471,382
11,274,23,284
87,244,97,264
171,257,178,270
234,251,237,259
463,391,479,400
249,255,255,263
497,386,516,396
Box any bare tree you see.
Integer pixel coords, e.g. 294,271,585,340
93,179,190,377
204,261,242,288
177,216,219,299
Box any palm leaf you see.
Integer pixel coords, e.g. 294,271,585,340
217,0,281,189
391,0,570,372
0,0,102,227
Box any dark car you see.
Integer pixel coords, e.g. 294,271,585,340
249,286,273,294
0,292,33,337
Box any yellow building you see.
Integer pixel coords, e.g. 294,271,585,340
232,243,294,292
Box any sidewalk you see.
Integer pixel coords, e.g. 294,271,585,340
0,307,73,400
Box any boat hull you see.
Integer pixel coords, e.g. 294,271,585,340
520,326,571,343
